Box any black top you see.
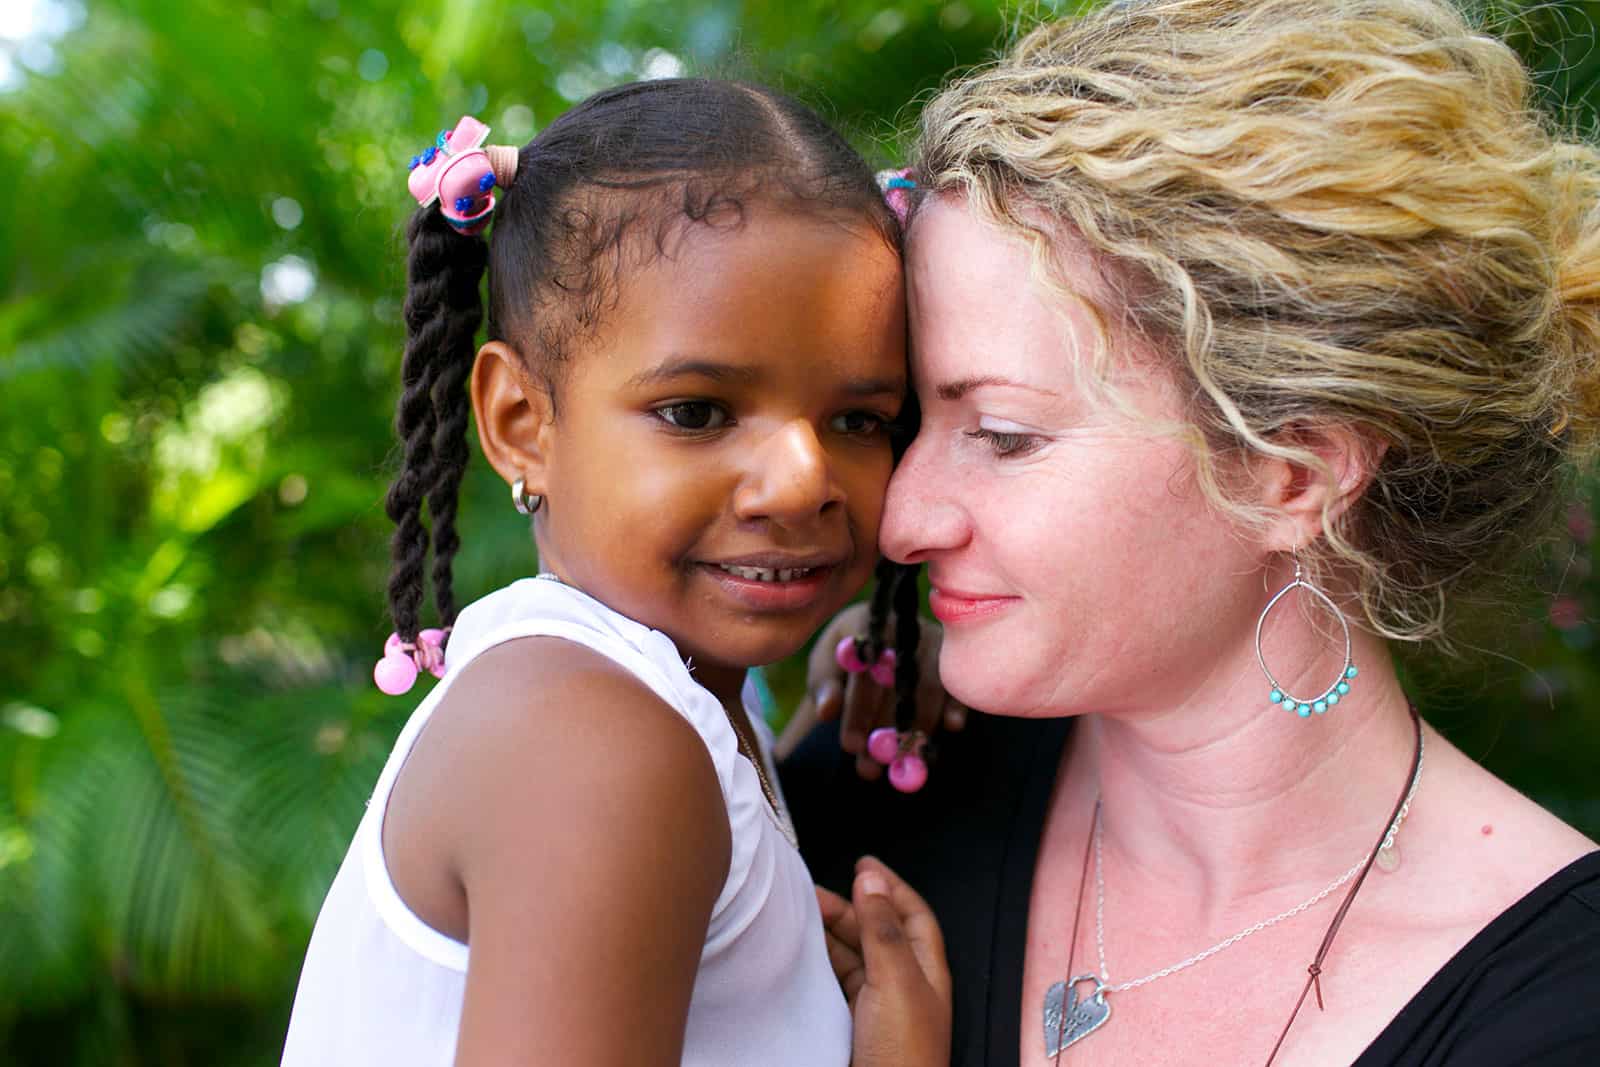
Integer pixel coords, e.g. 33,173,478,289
781,714,1600,1066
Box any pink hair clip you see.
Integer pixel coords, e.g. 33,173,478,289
875,168,916,225
373,628,449,695
406,115,520,235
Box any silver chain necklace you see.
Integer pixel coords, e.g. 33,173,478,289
1044,729,1424,1057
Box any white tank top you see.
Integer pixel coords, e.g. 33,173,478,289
280,577,851,1066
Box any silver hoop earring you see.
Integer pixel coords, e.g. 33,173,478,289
1256,555,1358,719
511,477,542,516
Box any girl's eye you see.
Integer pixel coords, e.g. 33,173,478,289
830,410,886,436
655,402,729,431
966,428,1040,458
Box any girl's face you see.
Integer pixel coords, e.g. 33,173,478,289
496,204,905,696
881,196,1260,719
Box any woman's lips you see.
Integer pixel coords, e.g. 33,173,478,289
928,586,1018,624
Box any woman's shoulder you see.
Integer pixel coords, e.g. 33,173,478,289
1361,850,1600,1066
1358,729,1600,1064
1420,728,1597,909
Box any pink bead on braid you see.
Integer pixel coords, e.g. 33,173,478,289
373,627,450,695
834,635,928,793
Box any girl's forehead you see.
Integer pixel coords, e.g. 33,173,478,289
568,209,906,389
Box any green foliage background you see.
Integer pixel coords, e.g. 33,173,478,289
1,1,1597,1063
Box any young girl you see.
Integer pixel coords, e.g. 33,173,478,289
279,79,947,1066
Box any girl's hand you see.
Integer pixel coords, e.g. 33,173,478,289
776,602,968,778
817,858,952,1067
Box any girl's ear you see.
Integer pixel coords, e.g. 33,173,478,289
472,341,555,496
1254,424,1388,553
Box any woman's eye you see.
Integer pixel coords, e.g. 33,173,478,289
830,410,886,436
655,402,729,431
966,428,1040,458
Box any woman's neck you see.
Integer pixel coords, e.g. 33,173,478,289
1064,627,1419,922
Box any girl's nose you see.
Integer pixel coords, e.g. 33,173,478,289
880,433,969,563
732,419,843,524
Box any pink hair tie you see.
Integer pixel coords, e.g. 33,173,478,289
406,115,520,236
373,627,450,695
834,635,928,793
875,168,916,225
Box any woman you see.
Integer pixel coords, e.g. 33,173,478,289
786,0,1600,1063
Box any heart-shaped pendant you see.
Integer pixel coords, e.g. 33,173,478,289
1044,974,1111,1056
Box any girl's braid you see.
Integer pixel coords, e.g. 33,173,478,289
425,230,489,629
385,207,486,642
862,555,899,663
890,564,921,733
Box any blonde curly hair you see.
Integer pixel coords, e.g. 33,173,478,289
912,0,1600,644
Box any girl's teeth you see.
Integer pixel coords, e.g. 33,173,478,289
718,564,814,582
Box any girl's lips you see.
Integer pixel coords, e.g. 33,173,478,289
928,586,1018,624
699,562,836,613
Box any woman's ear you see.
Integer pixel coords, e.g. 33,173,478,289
472,340,554,495
1255,425,1388,552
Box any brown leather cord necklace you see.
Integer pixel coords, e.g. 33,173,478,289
1047,704,1424,1065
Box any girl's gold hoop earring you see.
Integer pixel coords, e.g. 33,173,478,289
511,477,542,516
1256,555,1358,719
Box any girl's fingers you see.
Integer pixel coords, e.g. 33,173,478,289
818,885,867,1002
852,870,924,995
824,928,865,1000
856,857,951,1003
855,752,884,781
806,603,868,728
943,697,968,734
816,884,852,929
813,678,843,724
819,883,857,940
839,671,887,755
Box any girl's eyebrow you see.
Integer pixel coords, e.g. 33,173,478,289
935,375,1059,401
627,356,905,398
844,376,909,398
625,357,761,388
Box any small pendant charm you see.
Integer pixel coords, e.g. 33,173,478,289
1375,841,1401,872
1044,974,1111,1056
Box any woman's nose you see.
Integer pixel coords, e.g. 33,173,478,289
732,419,843,524
880,433,969,563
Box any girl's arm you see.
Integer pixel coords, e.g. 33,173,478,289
411,639,730,1066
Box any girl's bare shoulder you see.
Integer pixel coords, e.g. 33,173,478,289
383,636,731,946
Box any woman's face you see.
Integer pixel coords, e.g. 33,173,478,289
882,196,1261,718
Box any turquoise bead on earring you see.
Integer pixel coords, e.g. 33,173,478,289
1268,661,1356,716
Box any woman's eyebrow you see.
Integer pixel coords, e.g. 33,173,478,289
935,375,1059,401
